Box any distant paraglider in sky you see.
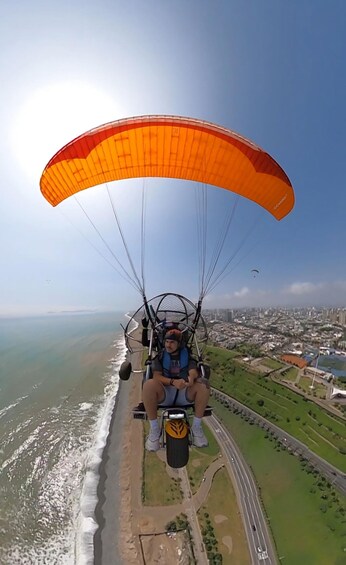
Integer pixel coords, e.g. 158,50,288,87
251,269,259,278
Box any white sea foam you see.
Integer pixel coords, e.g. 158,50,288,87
1,424,44,472
2,531,76,565
79,402,93,411
1,416,34,452
0,394,29,419
75,335,127,565
30,455,42,480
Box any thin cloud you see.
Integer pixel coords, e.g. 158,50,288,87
234,286,250,298
284,282,323,296
205,279,346,308
279,280,346,307
333,280,346,291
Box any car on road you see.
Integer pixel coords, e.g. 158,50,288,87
252,524,256,531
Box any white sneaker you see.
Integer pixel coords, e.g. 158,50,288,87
145,432,160,452
192,426,208,448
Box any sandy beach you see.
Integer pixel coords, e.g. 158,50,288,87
94,332,143,565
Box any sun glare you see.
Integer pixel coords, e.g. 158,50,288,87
11,81,122,181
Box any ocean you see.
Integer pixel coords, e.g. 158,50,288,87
0,312,129,565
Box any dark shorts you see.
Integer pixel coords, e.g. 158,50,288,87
158,385,192,407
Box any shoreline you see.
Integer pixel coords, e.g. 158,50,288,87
94,332,142,564
94,379,126,564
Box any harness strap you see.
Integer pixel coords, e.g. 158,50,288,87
172,388,179,406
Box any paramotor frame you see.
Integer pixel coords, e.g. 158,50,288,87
123,292,208,360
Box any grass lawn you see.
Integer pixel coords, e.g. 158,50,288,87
198,467,251,564
142,422,183,506
298,376,327,399
186,424,220,494
206,346,346,471
207,345,240,362
261,357,285,370
279,366,298,382
211,399,346,565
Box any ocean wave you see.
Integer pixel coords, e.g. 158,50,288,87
1,416,35,453
79,402,93,411
0,395,29,420
1,531,75,565
75,338,126,565
1,424,44,473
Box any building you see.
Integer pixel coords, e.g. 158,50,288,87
281,354,308,369
330,386,346,399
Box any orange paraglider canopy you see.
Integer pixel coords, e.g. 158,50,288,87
40,115,294,220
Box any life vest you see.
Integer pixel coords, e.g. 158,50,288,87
161,347,189,380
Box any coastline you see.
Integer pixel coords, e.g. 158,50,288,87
94,330,143,564
93,378,126,564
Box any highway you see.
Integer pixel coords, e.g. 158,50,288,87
207,414,277,565
212,388,346,496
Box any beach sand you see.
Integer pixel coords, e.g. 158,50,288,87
94,332,143,565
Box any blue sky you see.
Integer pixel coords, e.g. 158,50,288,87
1,0,346,316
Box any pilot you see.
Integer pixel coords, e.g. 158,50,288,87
142,328,210,451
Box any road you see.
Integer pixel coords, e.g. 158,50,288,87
212,388,346,496
207,414,277,565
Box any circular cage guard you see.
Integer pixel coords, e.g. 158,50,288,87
124,293,208,357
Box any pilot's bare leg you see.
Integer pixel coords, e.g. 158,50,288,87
142,379,165,420
187,381,210,418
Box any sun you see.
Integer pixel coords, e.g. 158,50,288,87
11,81,122,181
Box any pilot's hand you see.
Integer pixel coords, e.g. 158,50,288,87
172,379,187,390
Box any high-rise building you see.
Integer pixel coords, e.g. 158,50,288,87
338,310,346,326
227,310,233,323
